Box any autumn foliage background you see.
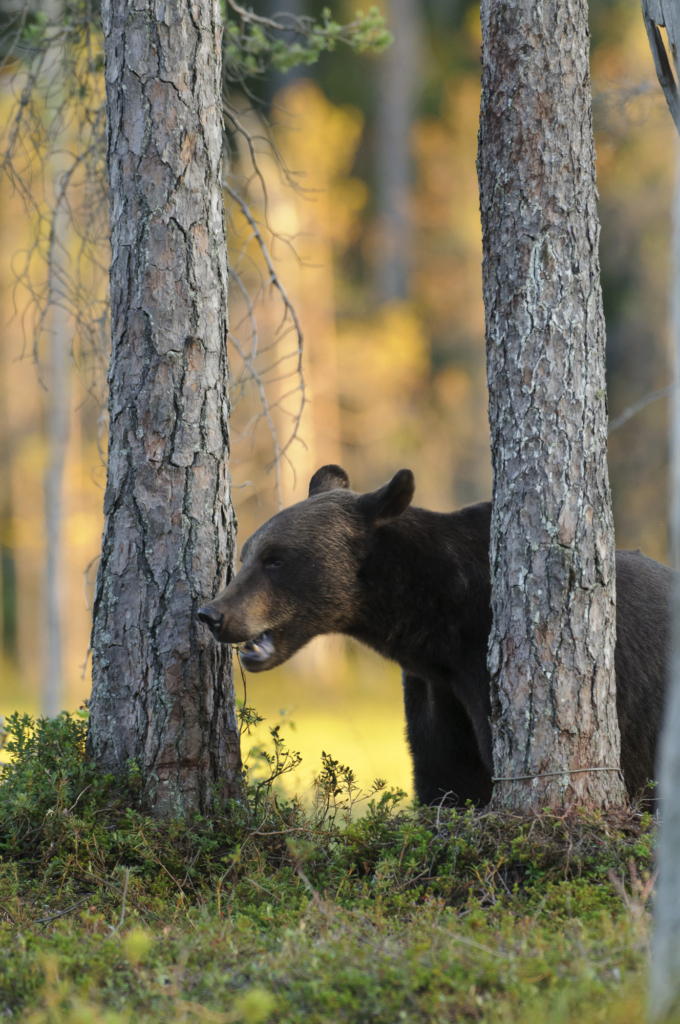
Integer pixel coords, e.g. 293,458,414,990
0,0,674,797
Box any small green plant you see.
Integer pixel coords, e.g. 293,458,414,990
245,722,304,813
314,750,392,823
0,710,116,859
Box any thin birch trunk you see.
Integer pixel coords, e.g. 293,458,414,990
87,0,242,815
0,305,17,665
651,143,680,1024
42,2,71,719
630,6,680,1014
477,0,627,811
643,2,680,1009
43,281,70,718
374,0,421,303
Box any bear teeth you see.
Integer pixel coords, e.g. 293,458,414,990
239,631,274,662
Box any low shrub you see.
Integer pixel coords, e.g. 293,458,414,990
0,711,657,1023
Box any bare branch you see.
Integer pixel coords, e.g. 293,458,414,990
224,179,306,485
1,0,311,507
608,383,677,433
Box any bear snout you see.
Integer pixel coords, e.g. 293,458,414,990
197,605,224,634
198,592,270,645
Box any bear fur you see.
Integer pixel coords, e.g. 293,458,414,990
198,466,671,806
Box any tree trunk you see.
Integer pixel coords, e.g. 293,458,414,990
41,4,72,719
643,7,680,1018
477,0,627,811
652,152,680,1021
0,283,17,666
43,285,70,719
88,0,242,815
374,0,421,303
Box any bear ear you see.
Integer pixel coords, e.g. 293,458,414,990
308,464,350,497
358,469,415,524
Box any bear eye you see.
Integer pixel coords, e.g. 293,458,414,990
263,557,283,570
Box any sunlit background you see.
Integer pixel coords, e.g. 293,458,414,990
0,0,675,797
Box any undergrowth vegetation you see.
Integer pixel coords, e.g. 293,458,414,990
0,711,660,1022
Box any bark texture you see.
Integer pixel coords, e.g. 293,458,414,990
88,0,241,815
477,0,627,810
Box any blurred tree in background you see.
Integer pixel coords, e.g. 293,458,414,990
0,0,674,797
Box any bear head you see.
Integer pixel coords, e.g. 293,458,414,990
197,465,415,671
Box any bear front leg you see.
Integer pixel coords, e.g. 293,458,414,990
402,672,492,807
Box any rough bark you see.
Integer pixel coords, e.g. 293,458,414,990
477,0,627,811
88,0,242,815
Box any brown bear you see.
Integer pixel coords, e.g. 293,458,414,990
198,465,671,806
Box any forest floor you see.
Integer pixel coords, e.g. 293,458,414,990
0,711,661,1023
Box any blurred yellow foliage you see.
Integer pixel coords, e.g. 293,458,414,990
337,301,428,450
124,928,153,967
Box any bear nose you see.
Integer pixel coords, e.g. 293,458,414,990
197,605,223,632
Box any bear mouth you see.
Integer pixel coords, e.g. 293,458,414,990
237,631,275,667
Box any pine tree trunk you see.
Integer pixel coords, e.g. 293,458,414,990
88,0,242,815
477,0,627,811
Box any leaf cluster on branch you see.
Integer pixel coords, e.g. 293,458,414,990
223,2,391,82
0,0,390,75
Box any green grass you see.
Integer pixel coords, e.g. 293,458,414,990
0,711,658,1023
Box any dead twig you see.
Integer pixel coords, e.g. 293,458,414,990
34,893,92,926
